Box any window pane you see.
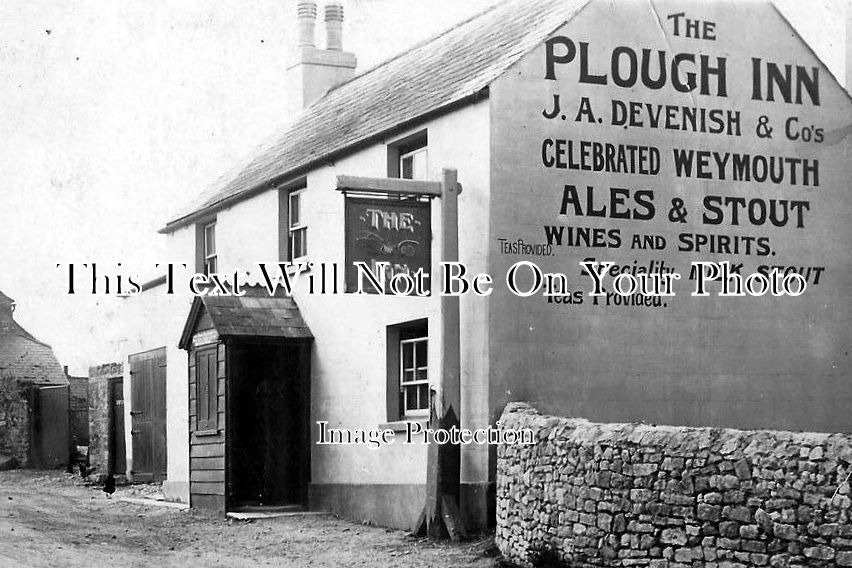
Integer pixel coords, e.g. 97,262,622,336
402,343,413,369
417,384,429,410
405,386,417,411
204,224,215,255
415,341,426,365
415,368,427,382
412,150,427,179
402,369,414,384
401,156,414,179
290,232,298,258
289,193,300,226
290,228,306,259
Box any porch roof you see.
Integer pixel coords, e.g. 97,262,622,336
179,288,313,350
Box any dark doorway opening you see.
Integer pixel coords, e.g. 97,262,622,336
227,341,310,509
108,378,126,475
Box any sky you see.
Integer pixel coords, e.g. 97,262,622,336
0,0,848,374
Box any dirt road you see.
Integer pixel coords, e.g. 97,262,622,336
0,470,501,568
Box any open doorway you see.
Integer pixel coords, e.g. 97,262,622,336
108,377,126,475
227,341,310,509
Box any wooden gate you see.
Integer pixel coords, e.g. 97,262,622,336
129,348,167,481
31,385,70,468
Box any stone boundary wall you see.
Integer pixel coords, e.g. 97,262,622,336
0,376,30,465
87,362,122,474
497,402,852,568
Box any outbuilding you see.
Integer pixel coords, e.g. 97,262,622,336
0,290,71,468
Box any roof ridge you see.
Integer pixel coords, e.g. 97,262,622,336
324,0,508,97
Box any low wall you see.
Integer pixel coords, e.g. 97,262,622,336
497,403,852,568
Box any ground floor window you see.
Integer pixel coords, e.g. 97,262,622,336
400,335,428,415
387,319,428,420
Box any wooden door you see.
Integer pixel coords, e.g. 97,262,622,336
109,378,126,475
129,348,167,481
32,385,70,468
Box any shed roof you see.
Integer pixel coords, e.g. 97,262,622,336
0,335,70,386
0,290,69,386
179,287,313,350
162,0,591,232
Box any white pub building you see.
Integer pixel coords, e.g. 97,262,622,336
103,0,852,531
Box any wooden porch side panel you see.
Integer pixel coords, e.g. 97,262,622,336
192,494,224,510
191,481,226,495
191,469,225,483
191,456,225,470
189,341,226,510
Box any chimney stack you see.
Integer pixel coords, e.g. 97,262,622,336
325,2,344,51
297,0,317,48
286,1,357,116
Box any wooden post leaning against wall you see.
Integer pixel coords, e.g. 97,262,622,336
419,168,466,540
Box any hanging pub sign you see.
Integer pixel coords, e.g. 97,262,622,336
344,197,431,294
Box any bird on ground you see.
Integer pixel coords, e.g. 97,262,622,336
103,474,116,498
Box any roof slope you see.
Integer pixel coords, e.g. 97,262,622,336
0,335,69,386
179,286,313,349
0,292,68,386
163,0,590,232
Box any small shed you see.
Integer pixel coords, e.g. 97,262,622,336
0,291,70,468
179,286,313,511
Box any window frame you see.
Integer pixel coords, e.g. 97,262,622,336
386,319,429,421
288,189,307,261
399,145,428,180
203,221,217,275
195,217,217,275
399,336,429,417
387,130,428,180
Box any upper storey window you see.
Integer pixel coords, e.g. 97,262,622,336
195,218,217,275
388,131,428,180
203,222,217,275
289,189,307,260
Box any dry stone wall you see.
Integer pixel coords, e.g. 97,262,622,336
87,362,121,474
0,376,30,465
497,402,852,568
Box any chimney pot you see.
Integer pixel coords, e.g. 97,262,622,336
325,1,344,51
297,0,318,48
